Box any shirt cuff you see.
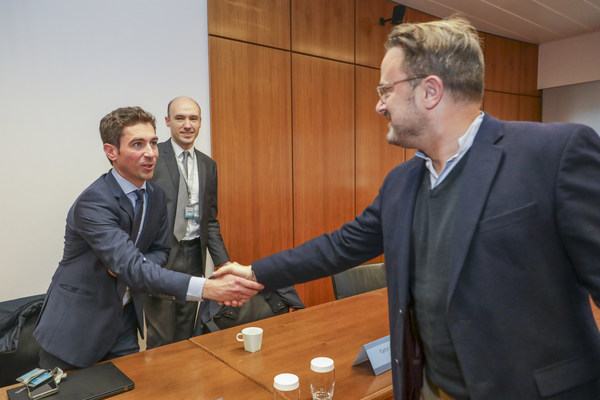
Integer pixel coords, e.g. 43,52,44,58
186,276,206,301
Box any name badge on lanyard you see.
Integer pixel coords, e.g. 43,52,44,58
185,206,195,219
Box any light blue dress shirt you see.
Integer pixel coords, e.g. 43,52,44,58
415,112,484,188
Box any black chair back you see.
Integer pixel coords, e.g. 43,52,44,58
331,263,387,300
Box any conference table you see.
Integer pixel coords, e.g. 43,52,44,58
2,288,392,400
1,340,271,400
189,288,392,400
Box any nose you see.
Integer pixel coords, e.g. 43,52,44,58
375,98,386,115
143,143,157,158
183,118,192,129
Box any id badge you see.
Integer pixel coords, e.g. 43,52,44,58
185,206,195,219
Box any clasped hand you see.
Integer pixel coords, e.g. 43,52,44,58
203,262,260,306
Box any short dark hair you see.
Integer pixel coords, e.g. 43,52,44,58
99,106,156,149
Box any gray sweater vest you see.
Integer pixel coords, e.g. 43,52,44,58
411,152,470,399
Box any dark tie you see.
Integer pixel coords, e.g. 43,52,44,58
131,189,145,243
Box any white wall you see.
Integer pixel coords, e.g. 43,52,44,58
538,30,600,90
0,0,211,301
542,80,600,134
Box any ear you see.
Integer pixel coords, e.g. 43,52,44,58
103,143,119,163
421,75,443,110
165,116,171,127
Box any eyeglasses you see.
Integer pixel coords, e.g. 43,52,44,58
376,76,426,103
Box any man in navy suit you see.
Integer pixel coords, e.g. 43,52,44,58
216,17,600,399
34,106,262,370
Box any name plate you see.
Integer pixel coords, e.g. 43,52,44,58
352,335,391,375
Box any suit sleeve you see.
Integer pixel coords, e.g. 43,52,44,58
205,161,230,266
252,185,386,291
555,125,600,304
73,190,190,302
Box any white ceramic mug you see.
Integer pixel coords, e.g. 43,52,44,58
236,327,263,353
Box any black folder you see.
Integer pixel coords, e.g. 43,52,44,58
7,362,134,400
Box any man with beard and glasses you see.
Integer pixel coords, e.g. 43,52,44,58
215,17,600,400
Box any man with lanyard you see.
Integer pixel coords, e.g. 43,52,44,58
145,96,231,348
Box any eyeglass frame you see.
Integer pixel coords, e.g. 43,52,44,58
376,76,427,103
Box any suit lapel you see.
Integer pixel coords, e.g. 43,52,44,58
105,171,135,222
446,115,504,304
387,159,426,304
104,171,135,300
162,139,181,188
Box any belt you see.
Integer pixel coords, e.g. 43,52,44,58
180,237,200,246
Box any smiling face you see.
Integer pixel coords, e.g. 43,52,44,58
103,122,159,188
166,97,201,150
375,47,429,149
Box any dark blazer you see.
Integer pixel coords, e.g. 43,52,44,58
151,139,229,273
253,114,600,399
33,172,191,367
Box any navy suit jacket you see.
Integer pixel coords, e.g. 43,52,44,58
34,171,191,367
253,114,600,399
151,139,229,273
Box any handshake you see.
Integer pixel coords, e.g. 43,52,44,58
201,262,261,307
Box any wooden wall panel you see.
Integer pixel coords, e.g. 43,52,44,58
207,1,542,307
479,32,487,58
404,8,438,23
518,95,542,122
519,42,541,96
355,0,397,68
483,91,519,121
356,66,405,265
485,34,520,94
356,66,405,214
292,54,355,306
405,148,418,160
291,0,354,62
208,0,290,49
209,37,293,264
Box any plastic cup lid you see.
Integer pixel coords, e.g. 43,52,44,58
273,373,299,391
311,357,334,373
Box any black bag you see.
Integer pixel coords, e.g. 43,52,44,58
0,294,45,387
194,286,304,335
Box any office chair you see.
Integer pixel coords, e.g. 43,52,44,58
0,294,45,387
331,263,387,300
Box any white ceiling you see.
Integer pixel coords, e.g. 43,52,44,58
392,0,600,44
